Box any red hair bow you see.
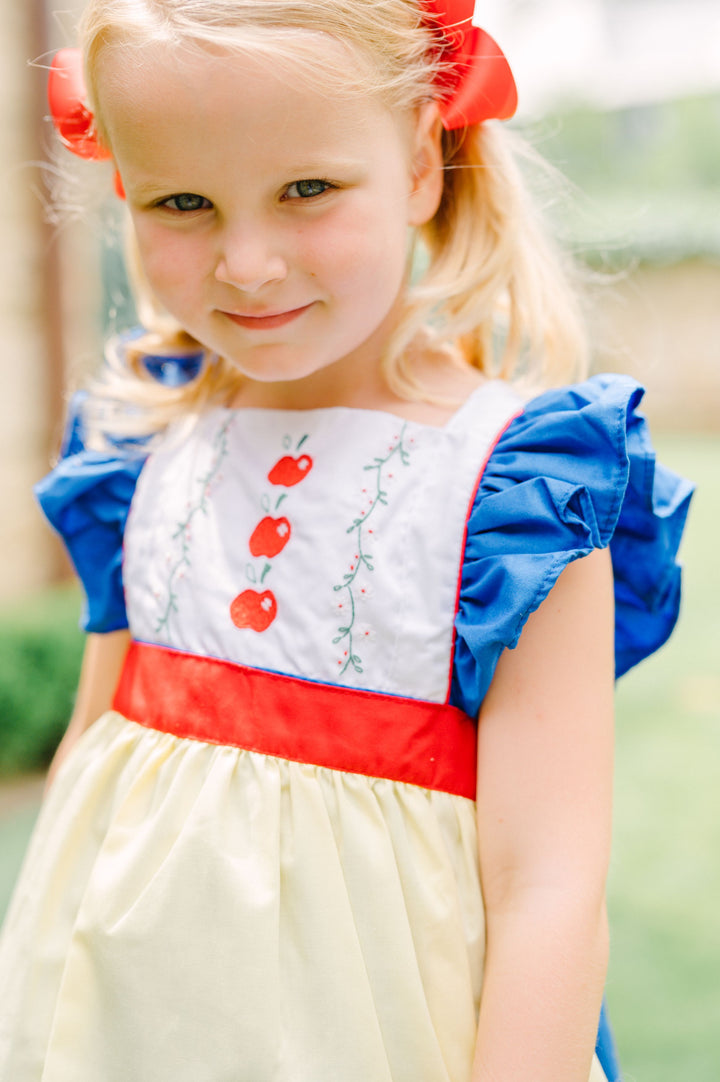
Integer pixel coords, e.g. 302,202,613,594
423,0,518,128
48,48,126,197
48,48,110,161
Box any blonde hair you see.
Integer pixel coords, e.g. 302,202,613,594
76,0,589,439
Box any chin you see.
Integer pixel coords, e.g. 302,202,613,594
223,354,328,386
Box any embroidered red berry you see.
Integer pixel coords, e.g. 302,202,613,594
249,516,291,558
268,454,313,487
230,589,277,632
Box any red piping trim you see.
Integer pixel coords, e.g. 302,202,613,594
445,409,524,705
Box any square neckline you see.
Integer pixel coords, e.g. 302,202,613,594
215,377,522,435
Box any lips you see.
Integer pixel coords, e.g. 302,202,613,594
221,303,314,330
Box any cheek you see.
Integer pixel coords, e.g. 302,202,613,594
311,201,409,295
132,221,206,300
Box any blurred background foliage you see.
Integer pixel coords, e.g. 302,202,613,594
539,94,720,263
0,587,83,776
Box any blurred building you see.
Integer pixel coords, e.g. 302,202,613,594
483,0,720,113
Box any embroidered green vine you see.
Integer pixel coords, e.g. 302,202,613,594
332,424,412,674
156,416,234,634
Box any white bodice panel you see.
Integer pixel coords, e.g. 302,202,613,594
123,380,523,702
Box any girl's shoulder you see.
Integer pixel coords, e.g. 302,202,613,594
452,373,695,714
34,393,149,634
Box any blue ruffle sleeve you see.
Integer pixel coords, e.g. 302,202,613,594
34,395,147,633
452,374,694,718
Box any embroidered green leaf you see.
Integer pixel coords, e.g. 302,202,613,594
331,422,412,675
246,563,257,584
156,416,235,635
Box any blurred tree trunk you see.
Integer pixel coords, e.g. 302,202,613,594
0,0,102,601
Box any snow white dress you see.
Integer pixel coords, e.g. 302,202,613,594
0,373,692,1082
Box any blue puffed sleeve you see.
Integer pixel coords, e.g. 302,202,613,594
452,374,694,717
34,395,148,633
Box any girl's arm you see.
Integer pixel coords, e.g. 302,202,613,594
45,629,131,791
472,547,615,1082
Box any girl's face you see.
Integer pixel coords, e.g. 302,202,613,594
97,39,444,406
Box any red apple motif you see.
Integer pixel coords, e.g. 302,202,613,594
268,454,313,487
249,516,291,558
230,589,277,632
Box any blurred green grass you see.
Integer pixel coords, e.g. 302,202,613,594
607,434,720,1080
0,435,717,1078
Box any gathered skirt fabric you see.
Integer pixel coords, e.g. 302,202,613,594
0,712,608,1082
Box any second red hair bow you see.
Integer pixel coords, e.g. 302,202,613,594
423,0,518,128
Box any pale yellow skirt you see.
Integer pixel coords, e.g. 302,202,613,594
0,712,608,1081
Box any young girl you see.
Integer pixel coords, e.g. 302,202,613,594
0,2,692,1080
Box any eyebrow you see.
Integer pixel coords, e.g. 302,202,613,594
281,158,367,174
128,157,368,196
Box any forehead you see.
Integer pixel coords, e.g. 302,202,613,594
95,36,407,174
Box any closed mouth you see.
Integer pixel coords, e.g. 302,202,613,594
221,303,314,330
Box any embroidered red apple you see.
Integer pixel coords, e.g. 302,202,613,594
249,516,291,558
268,454,313,487
230,589,277,632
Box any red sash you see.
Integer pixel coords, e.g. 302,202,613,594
113,641,477,799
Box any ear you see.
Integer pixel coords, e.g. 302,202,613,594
407,102,445,227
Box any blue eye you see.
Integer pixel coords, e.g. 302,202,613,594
162,193,212,212
285,179,333,199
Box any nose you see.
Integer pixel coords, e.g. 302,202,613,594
214,222,288,294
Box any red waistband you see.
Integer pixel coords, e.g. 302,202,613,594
112,641,478,799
